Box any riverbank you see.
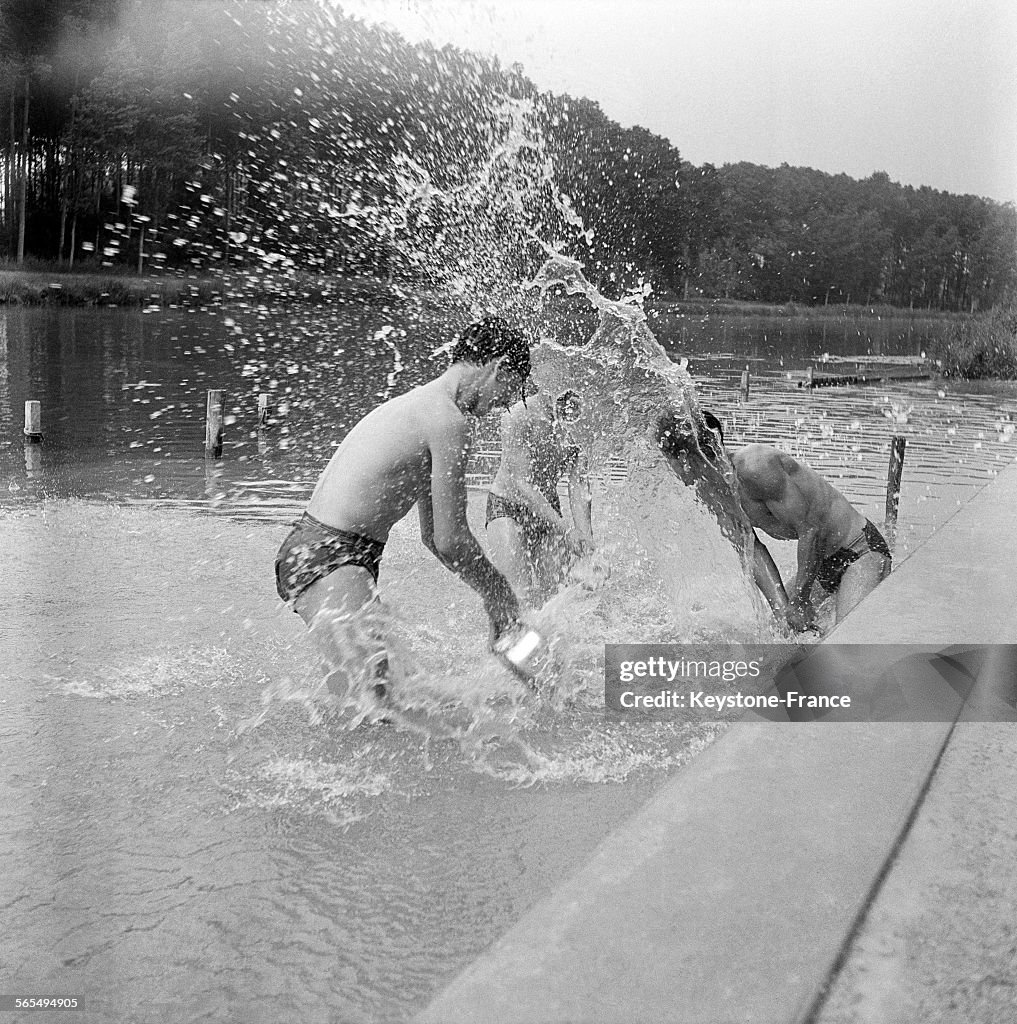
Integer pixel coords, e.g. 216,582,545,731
0,265,984,318
5,264,1013,379
0,266,400,308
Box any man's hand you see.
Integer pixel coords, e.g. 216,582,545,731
570,549,610,590
488,615,524,651
562,527,594,558
785,598,817,634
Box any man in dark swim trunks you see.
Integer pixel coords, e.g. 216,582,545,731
485,389,598,603
657,410,892,632
275,316,530,702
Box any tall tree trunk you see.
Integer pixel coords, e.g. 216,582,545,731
7,82,16,258
69,212,76,270
17,76,29,264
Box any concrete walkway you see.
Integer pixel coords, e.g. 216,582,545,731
418,460,1017,1024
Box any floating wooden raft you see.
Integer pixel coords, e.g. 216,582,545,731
817,354,930,365
796,357,936,389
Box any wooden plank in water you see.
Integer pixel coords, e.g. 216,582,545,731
797,371,933,389
815,354,931,366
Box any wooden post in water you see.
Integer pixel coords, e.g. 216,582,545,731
740,367,750,400
23,400,43,442
258,393,270,427
205,389,225,458
805,365,814,388
884,435,907,547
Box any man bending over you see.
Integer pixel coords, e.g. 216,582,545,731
657,410,892,631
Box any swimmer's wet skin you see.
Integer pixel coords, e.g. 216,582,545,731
275,316,541,713
657,407,891,634
485,387,595,606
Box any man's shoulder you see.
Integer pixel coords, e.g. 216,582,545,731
400,379,457,416
503,397,543,425
500,398,544,440
410,384,474,456
371,381,465,442
733,443,783,476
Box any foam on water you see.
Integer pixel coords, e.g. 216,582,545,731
226,753,393,828
55,645,248,700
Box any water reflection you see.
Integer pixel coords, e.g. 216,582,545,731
1,305,1014,562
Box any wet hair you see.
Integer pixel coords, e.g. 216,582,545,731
702,410,724,444
450,316,531,383
554,389,584,422
656,407,725,461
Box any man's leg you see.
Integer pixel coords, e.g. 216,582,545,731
486,517,534,601
835,551,887,623
295,565,386,700
533,529,573,601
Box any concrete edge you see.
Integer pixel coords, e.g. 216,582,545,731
417,461,1017,1024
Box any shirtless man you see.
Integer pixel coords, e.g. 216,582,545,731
485,389,595,603
274,316,530,701
657,409,892,631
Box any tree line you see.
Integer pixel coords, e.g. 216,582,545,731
1,0,1013,312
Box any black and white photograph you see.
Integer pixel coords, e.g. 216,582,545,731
2,0,1016,1021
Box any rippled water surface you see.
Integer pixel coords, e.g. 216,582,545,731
3,305,1015,1022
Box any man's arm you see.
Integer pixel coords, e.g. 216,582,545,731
788,526,822,629
566,448,594,553
427,411,520,639
751,534,790,617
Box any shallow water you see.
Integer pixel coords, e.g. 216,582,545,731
1,501,723,1022
3,305,1016,1021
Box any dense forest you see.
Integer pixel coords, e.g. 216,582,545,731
1,0,1014,312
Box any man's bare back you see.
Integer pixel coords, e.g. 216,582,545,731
656,412,891,632
733,444,865,554
732,443,890,629
490,394,579,520
307,379,466,543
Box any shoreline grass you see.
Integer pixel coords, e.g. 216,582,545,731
644,295,973,322
936,307,1017,379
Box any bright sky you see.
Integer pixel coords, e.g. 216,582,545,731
339,0,1017,205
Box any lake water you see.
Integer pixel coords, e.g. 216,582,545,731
2,303,1015,1022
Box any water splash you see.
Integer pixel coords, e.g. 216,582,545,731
115,13,779,769
523,253,761,632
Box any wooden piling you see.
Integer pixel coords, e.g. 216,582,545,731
740,368,750,400
23,400,43,442
205,389,225,458
258,393,270,427
24,442,41,475
805,365,814,388
884,435,907,547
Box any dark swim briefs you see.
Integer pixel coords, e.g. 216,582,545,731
485,491,561,545
275,512,385,606
815,519,892,593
